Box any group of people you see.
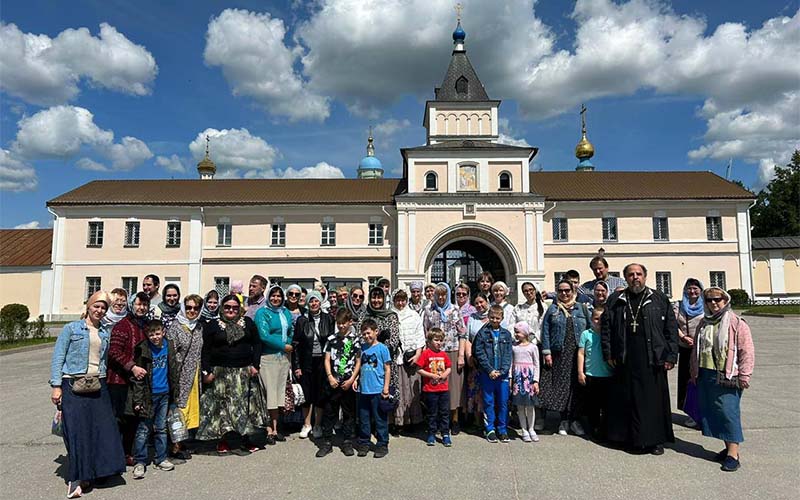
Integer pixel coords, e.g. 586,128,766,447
49,257,755,498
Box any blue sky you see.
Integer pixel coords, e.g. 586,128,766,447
1,0,798,229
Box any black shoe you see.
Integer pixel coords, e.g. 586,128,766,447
451,421,461,436
714,449,728,462
650,444,665,456
373,445,388,458
499,433,510,443
265,434,276,446
341,442,355,456
171,449,192,460
356,445,369,457
315,445,333,458
274,433,286,442
721,455,740,472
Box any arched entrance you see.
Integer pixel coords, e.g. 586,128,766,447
429,241,505,294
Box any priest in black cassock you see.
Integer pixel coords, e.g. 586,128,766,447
601,263,678,455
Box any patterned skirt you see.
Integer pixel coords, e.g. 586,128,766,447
394,362,424,425
196,366,268,440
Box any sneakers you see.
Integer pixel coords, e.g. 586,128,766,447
312,425,323,439
341,442,355,456
66,481,83,498
570,421,585,436
558,420,569,435
721,455,740,472
315,444,333,458
299,424,312,439
684,416,698,428
499,433,510,443
426,434,436,446
486,430,498,443
521,430,532,442
132,463,146,480
373,445,389,458
154,460,174,471
442,434,452,447
529,430,540,442
356,444,370,457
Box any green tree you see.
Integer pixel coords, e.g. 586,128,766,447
751,150,800,238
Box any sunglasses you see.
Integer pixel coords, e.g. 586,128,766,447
223,305,240,311
707,297,725,303
287,292,301,298
185,305,201,311
352,294,364,299
455,292,468,297
557,289,572,294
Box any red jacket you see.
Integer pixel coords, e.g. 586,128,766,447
107,315,147,386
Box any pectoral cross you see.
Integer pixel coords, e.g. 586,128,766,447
630,318,639,334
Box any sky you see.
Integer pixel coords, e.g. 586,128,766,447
1,0,798,229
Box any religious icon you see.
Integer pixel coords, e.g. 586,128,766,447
458,164,477,191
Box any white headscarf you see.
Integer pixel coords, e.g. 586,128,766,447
176,302,199,331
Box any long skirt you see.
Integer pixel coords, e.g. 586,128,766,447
677,345,692,410
297,356,325,407
465,363,483,415
445,351,464,410
180,368,201,430
539,324,579,417
697,368,744,443
196,366,268,440
260,353,290,410
61,379,126,482
393,362,424,425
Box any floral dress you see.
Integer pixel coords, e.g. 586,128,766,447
512,342,540,407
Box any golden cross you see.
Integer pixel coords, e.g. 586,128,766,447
455,2,463,22
205,134,210,157
580,104,587,133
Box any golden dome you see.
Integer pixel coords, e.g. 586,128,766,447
575,132,595,159
197,156,216,173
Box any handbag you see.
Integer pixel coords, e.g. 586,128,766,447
290,371,306,407
167,406,189,442
71,375,101,394
284,377,296,413
402,349,417,365
378,385,399,413
51,407,64,437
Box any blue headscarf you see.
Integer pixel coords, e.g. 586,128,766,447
679,278,705,318
431,282,454,323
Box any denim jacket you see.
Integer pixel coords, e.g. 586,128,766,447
541,302,591,355
472,324,513,378
49,320,110,386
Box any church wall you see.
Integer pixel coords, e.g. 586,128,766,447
0,268,45,318
488,162,524,192
432,110,493,137
413,162,448,192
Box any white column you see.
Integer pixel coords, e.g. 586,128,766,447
735,204,754,298
479,159,489,192
50,212,65,318
535,209,545,271
408,211,417,273
397,210,408,271
524,209,534,273
448,160,457,193
769,250,786,294
188,211,203,294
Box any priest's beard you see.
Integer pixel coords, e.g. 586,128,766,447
628,284,646,294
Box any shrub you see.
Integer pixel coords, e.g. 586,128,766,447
727,289,749,307
30,316,47,339
0,303,30,324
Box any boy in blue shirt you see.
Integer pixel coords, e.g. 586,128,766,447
131,320,179,479
578,306,612,441
473,305,513,443
356,318,391,458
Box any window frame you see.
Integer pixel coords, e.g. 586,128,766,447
124,221,140,248
424,171,438,191
271,223,286,247
368,222,384,246
552,217,568,242
85,276,102,299
706,216,723,241
121,276,138,297
602,216,618,242
214,276,230,296
655,271,672,298
498,171,512,191
709,271,727,290
87,221,104,248
166,221,181,247
321,222,336,246
217,223,232,247
652,217,670,241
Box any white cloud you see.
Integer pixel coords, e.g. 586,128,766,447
75,157,107,171
13,220,40,229
496,117,531,147
0,22,157,106
189,128,280,175
0,149,37,192
11,105,153,171
277,161,345,179
155,154,187,173
204,9,329,122
373,119,411,138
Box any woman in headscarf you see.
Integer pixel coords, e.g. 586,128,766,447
422,283,467,434
315,284,332,314
293,290,334,439
50,291,125,498
197,294,266,454
455,283,476,325
200,290,220,326
362,287,401,403
593,281,610,308
345,286,367,325
490,281,515,330
674,278,704,428
690,287,754,472
155,284,181,330
102,288,129,330
407,281,426,315
165,294,204,459
254,285,294,445
391,289,426,428
284,284,305,325
540,279,591,436
464,293,491,426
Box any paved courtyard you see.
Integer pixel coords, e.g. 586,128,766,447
1,315,798,500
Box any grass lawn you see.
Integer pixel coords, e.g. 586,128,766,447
742,304,800,315
0,337,56,351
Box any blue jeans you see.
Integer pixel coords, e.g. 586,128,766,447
479,372,509,434
358,393,389,447
423,391,450,435
133,393,169,465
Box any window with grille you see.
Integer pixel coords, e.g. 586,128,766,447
652,217,669,241
368,223,384,246
499,172,512,190
321,222,336,246
706,216,723,241
87,221,104,247
122,277,138,297
602,217,618,241
214,277,230,296
166,221,181,247
425,172,437,191
552,218,568,241
124,221,140,247
709,271,726,290
85,277,101,299
217,223,232,247
655,272,672,297
271,224,286,247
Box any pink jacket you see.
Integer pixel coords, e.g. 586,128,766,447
690,312,754,385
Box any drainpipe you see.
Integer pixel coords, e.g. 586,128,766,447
46,207,59,321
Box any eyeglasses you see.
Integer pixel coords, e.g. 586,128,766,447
352,294,364,299
707,297,725,303
557,289,572,294
455,292,468,297
185,305,201,311
287,292,301,298
223,305,240,311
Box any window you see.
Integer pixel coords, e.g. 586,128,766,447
424,172,437,191
368,223,384,246
709,271,727,290
122,277,138,297
553,272,567,288
498,172,512,190
655,272,672,297
652,217,669,241
706,216,723,241
85,277,101,299
214,277,230,296
166,221,181,247
124,221,140,247
552,218,568,241
368,276,382,289
87,221,104,247
608,271,621,278
271,223,286,247
217,223,232,247
602,217,618,242
321,220,336,246
455,76,468,94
